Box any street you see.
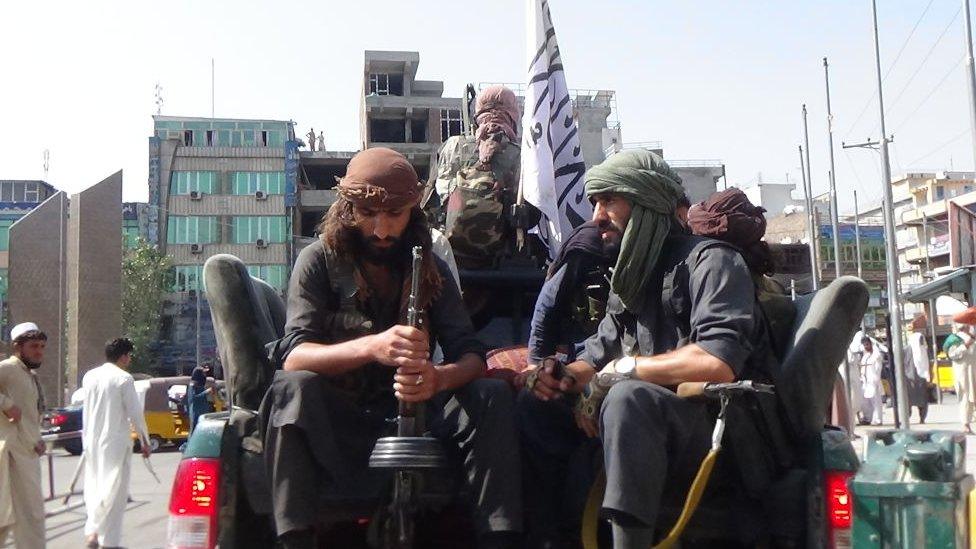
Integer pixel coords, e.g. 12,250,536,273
13,447,182,549
0,394,968,548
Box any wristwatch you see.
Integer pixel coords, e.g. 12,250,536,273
612,356,638,378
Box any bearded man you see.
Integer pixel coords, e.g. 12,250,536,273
260,147,522,549
524,150,777,548
0,322,48,549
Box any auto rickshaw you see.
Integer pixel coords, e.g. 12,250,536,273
133,375,225,451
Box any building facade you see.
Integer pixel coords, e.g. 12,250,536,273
0,180,58,313
148,115,297,373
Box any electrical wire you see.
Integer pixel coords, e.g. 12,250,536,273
906,128,969,166
893,54,965,134
886,5,962,115
844,0,941,140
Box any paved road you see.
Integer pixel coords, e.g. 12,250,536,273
19,446,182,549
852,392,976,472
9,394,975,548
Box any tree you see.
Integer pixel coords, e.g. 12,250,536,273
122,239,173,373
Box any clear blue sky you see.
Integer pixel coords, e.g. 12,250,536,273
1,0,973,214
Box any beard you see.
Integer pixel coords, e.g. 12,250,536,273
598,219,624,258
22,358,41,370
350,231,411,264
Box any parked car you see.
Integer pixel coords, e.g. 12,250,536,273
41,405,83,455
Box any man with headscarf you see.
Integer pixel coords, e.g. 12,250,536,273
516,219,617,548
431,85,534,268
947,306,976,432
524,150,777,548
902,314,931,423
184,366,215,433
260,147,521,549
0,322,48,549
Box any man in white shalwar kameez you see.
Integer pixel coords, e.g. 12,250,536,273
0,322,49,549
82,338,150,548
860,337,885,425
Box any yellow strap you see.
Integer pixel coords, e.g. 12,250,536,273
580,449,721,549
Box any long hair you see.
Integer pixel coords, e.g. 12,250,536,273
318,197,444,307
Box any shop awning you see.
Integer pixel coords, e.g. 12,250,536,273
902,267,976,303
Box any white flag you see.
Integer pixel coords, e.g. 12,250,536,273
520,0,592,258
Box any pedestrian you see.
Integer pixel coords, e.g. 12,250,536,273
0,322,48,549
947,306,976,433
184,366,214,433
902,315,931,423
82,337,151,549
860,337,884,426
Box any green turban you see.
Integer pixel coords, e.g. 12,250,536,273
584,149,684,312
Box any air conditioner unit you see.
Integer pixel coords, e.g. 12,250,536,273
189,190,203,200
256,238,268,249
255,190,268,201
190,243,204,254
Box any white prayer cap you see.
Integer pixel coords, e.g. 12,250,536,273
10,322,40,342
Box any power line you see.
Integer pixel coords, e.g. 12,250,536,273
906,128,969,166
843,0,940,139
886,5,962,115
892,53,965,133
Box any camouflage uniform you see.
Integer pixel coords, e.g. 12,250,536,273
431,134,521,269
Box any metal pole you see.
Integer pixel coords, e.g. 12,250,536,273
854,190,863,280
824,58,843,282
922,214,931,273
802,106,820,290
928,297,942,403
799,143,819,291
195,263,202,368
872,0,910,428
963,0,976,165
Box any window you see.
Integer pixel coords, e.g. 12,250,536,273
441,109,463,141
246,264,288,291
232,216,287,244
370,119,406,143
0,220,12,251
935,185,945,200
231,172,285,195
369,73,390,95
123,225,141,249
172,265,203,292
170,171,217,195
24,183,39,203
410,119,427,143
183,130,193,146
166,216,219,244
206,130,216,147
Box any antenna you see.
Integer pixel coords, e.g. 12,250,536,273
211,58,215,119
154,82,164,115
43,150,49,181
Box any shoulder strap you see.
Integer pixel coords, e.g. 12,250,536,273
322,246,373,332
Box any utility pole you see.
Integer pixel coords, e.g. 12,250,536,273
872,0,911,428
854,190,863,280
823,58,843,282
799,144,819,291
964,0,976,165
802,105,820,290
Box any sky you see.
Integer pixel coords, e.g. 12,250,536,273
1,0,975,215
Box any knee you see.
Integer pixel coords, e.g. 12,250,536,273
460,377,516,417
271,369,321,395
602,381,671,422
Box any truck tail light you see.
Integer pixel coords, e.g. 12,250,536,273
167,457,220,549
825,469,854,549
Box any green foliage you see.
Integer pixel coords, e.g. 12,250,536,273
121,239,173,373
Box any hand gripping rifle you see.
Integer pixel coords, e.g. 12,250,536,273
369,246,449,548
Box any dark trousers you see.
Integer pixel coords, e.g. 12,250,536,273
516,390,602,549
600,380,716,530
260,370,523,537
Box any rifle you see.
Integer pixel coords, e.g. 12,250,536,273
369,245,448,548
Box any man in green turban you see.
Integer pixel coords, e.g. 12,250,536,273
523,150,777,548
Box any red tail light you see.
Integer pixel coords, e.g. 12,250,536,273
167,458,220,549
825,470,854,548
50,414,68,427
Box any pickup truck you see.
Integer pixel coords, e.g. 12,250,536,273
166,254,867,549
